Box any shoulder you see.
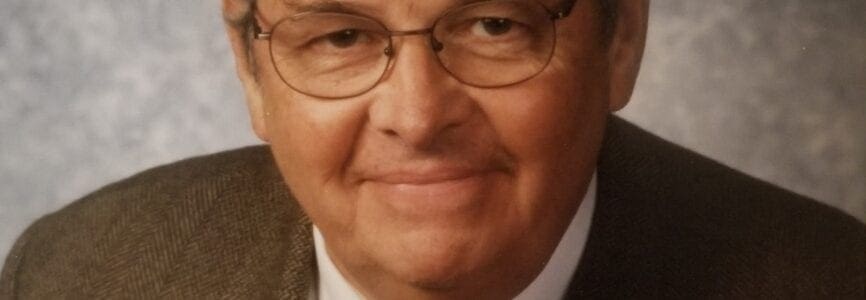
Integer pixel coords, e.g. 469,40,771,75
580,116,866,297
1,146,312,298
599,116,865,240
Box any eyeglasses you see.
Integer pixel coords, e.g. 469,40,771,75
254,0,579,99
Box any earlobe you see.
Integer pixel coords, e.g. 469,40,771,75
607,0,649,112
224,13,270,142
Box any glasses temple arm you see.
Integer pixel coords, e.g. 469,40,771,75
254,24,271,40
251,2,272,40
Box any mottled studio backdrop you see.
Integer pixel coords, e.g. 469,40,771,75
1,1,864,261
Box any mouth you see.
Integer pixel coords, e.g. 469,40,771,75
361,165,502,216
369,166,486,185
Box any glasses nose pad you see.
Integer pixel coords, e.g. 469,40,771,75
384,45,395,57
430,37,444,52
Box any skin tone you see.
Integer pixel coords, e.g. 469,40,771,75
224,0,648,299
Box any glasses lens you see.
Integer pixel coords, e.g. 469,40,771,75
269,13,390,98
434,0,556,87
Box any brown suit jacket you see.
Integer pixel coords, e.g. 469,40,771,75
2,116,865,299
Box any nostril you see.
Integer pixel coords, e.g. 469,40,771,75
383,129,398,137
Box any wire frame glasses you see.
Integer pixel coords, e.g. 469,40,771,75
255,0,579,99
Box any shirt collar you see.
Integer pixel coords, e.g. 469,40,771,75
313,227,364,300
513,173,596,299
313,173,597,300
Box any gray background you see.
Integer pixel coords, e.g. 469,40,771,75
1,1,864,262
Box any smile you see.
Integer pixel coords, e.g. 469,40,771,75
368,166,487,185
361,165,502,216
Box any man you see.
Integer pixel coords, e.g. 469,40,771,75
2,0,864,298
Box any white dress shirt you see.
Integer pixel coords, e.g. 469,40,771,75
312,174,597,300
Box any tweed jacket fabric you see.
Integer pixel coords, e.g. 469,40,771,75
2,116,865,299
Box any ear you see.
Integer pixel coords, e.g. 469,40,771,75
607,0,649,111
223,0,270,142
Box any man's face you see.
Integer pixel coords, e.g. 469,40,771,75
242,0,634,294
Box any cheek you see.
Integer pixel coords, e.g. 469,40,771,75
264,96,363,180
466,51,611,221
474,61,610,170
260,82,370,228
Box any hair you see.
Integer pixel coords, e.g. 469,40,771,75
223,0,618,76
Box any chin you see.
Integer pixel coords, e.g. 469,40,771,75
365,223,499,290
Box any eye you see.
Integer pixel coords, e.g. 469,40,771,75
324,29,361,48
472,18,514,37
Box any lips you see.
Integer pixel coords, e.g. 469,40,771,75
366,165,488,185
357,162,504,216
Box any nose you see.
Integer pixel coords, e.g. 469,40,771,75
368,34,474,150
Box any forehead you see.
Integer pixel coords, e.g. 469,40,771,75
271,0,558,15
